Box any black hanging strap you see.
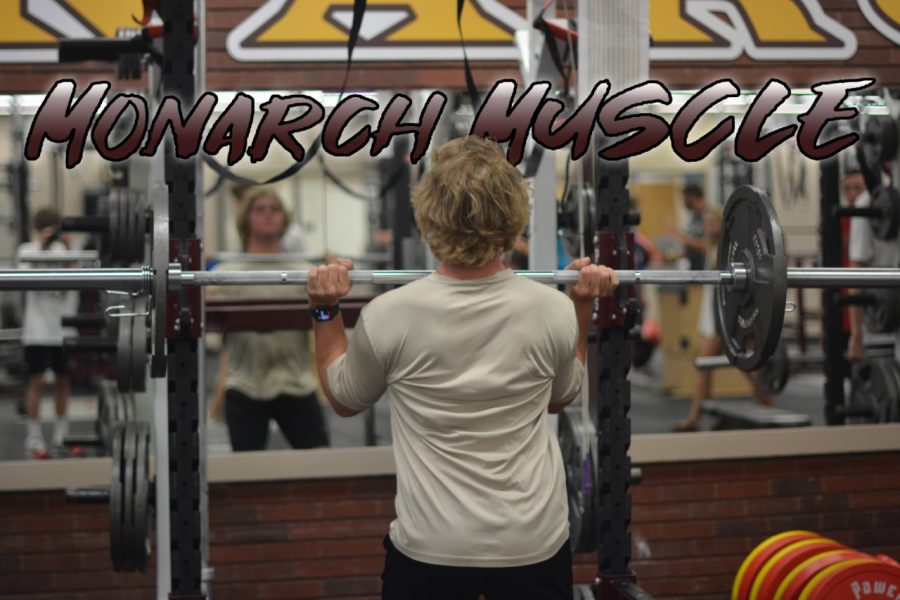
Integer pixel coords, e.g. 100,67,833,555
318,154,407,202
202,0,367,192
456,0,481,110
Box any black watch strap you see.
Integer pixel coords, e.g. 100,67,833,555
310,304,341,322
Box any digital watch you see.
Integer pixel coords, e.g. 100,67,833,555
310,304,341,322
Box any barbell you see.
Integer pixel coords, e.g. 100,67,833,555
3,186,900,372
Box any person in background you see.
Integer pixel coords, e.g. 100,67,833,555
18,207,82,459
224,184,306,255
846,168,899,360
305,136,618,599
207,188,329,451
674,207,773,431
668,183,708,270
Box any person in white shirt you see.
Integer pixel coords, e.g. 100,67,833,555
306,136,617,599
18,207,80,459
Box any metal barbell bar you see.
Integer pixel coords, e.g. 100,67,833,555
2,265,900,292
1,186,898,374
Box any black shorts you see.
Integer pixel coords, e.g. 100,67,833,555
381,535,573,600
224,388,330,452
24,345,70,376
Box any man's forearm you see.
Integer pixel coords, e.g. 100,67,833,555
311,313,355,416
572,299,594,365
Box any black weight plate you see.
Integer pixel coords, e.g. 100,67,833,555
135,193,146,261
131,301,147,393
557,409,596,553
98,196,111,263
135,423,153,571
558,411,583,550
130,422,150,571
122,192,135,263
96,383,112,454
128,191,143,263
871,187,900,241
716,186,787,371
119,191,130,263
885,360,900,423
109,190,122,266
757,338,789,395
119,191,130,264
863,289,900,334
116,314,132,393
109,425,126,570
108,193,119,265
118,191,129,264
876,359,900,424
106,382,119,426
120,422,138,572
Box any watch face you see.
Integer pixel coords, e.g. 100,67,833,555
312,305,337,321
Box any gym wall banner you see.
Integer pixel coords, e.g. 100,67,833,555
0,0,898,91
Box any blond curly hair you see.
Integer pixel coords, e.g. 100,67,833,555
411,136,530,266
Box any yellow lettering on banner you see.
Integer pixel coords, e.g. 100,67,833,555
739,0,825,42
65,0,145,37
650,0,714,43
0,5,56,43
874,0,900,25
649,0,857,60
860,0,900,46
259,0,512,43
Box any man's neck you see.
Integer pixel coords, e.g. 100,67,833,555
246,238,281,254
437,257,505,280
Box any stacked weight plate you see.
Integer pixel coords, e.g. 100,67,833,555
733,530,900,600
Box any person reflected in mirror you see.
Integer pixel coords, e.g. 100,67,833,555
208,188,329,451
674,207,773,432
18,207,82,459
306,136,618,599
666,183,708,270
845,168,899,361
218,183,307,258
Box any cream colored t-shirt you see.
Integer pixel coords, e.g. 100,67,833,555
327,269,584,567
210,260,318,400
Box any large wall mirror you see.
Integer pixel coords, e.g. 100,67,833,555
0,95,897,477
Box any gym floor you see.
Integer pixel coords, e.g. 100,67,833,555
0,359,828,461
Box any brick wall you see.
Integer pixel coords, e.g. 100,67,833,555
2,451,899,599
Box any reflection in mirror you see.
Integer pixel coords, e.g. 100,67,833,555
625,136,898,438
1,97,898,467
203,154,395,453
